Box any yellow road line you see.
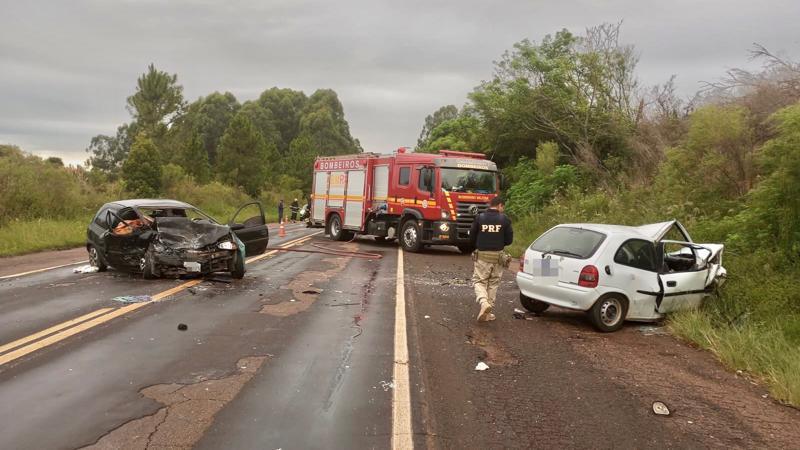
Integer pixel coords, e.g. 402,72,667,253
0,308,114,356
0,230,322,368
392,247,413,449
0,303,149,366
0,260,90,281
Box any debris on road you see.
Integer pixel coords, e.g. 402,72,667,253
302,289,321,295
379,380,395,391
73,265,99,274
112,295,151,303
512,308,537,320
638,325,669,336
177,323,188,331
205,275,232,284
424,315,431,319
475,362,489,371
652,401,671,416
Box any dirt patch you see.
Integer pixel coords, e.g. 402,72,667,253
465,327,519,367
558,319,800,448
259,244,356,316
83,356,267,450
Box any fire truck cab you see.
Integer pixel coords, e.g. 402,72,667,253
310,148,499,253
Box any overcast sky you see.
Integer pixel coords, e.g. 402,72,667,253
1,0,798,165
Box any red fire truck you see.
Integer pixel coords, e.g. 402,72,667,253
310,148,500,252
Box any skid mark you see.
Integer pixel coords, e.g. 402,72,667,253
83,356,267,450
466,327,519,367
259,244,356,317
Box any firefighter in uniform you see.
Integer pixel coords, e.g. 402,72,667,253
470,196,513,322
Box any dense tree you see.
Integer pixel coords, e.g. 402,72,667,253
257,88,308,154
177,133,212,183
85,122,139,178
216,113,273,197
168,91,239,165
298,89,361,154
417,105,459,150
126,64,185,140
418,112,482,153
469,23,638,171
122,134,162,198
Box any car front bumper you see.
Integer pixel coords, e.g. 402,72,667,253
154,248,235,276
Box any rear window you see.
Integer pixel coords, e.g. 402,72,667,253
530,227,606,259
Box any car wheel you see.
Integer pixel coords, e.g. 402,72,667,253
88,245,108,272
140,248,157,279
588,294,628,332
457,244,475,254
520,293,550,313
230,251,245,279
400,219,422,252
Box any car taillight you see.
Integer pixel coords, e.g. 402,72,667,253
578,265,599,288
519,256,525,272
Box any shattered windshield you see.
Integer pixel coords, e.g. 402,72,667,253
440,168,497,194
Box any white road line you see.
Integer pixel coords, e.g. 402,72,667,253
0,260,89,281
392,247,413,450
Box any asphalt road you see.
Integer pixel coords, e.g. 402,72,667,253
1,226,798,449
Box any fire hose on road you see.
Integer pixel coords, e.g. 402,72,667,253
263,242,384,260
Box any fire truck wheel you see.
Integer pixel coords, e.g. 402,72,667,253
328,214,348,241
457,244,475,254
400,219,423,252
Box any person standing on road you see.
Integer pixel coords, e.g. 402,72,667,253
278,199,285,224
290,198,300,223
470,196,513,322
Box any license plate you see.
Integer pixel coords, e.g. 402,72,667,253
183,261,201,272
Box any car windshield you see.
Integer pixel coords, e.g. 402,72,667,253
137,207,217,224
531,227,606,259
440,168,497,193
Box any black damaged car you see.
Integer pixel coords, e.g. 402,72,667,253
86,199,269,279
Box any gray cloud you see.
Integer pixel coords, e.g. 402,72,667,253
1,0,798,165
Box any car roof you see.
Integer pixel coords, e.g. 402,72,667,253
556,221,675,241
108,199,194,209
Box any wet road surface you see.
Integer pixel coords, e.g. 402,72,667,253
1,227,798,449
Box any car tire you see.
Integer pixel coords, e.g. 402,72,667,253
520,293,550,313
588,294,628,332
457,244,475,254
88,245,108,272
400,219,423,252
141,248,157,280
230,251,245,279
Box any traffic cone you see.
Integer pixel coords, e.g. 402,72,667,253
279,221,286,237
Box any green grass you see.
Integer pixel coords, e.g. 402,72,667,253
0,217,89,257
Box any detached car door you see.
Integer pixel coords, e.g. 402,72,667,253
656,241,714,314
229,202,269,256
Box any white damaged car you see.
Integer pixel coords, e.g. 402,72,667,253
516,220,726,332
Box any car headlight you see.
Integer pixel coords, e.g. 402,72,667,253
218,241,236,250
441,210,449,219
439,223,450,232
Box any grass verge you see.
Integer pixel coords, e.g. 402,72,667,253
0,218,89,257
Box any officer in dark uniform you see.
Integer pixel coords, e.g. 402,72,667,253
470,196,513,321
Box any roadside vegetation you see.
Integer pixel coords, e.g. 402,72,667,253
1,64,361,256
417,23,800,406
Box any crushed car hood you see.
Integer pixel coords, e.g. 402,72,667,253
155,217,231,250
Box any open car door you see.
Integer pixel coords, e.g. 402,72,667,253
656,241,722,314
229,202,269,256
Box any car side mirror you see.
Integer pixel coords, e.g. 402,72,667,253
230,223,245,231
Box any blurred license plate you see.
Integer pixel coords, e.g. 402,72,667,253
183,261,201,272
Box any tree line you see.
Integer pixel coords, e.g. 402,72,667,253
87,64,362,197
